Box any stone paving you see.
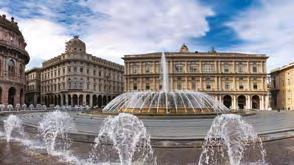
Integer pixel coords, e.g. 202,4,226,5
15,110,294,140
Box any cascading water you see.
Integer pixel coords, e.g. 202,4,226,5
90,113,156,165
4,114,25,142
160,52,169,93
38,110,75,154
198,114,266,165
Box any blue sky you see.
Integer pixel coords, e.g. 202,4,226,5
1,0,294,71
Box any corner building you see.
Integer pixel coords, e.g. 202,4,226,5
270,62,294,110
123,45,269,110
40,36,124,107
0,15,29,106
25,68,41,105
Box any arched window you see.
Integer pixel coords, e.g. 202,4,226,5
8,59,15,77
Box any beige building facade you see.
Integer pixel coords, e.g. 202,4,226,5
0,15,29,106
40,36,124,107
123,45,269,110
25,68,41,105
270,62,294,110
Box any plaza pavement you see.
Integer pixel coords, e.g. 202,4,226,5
14,111,294,140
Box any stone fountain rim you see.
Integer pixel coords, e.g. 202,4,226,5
80,110,256,119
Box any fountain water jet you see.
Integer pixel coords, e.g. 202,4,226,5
4,114,25,142
38,110,75,154
198,114,266,165
91,113,156,165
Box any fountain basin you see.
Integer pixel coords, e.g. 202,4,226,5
103,91,231,115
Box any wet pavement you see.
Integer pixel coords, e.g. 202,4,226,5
17,111,294,139
0,137,293,165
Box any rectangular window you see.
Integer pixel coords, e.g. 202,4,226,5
253,66,257,73
132,65,138,74
192,81,196,90
145,63,152,73
225,82,230,90
175,63,184,73
146,83,150,90
239,82,244,90
189,63,199,73
177,82,182,90
253,83,258,89
224,65,229,73
238,65,243,73
133,83,137,90
203,64,213,73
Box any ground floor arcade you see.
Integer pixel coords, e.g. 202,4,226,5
41,93,118,108
0,83,25,106
215,94,269,110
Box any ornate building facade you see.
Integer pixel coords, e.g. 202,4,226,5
270,62,294,110
0,15,30,106
25,68,41,105
40,36,124,107
123,45,269,110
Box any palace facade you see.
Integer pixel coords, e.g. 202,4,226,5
270,62,294,110
123,45,269,110
0,15,30,106
39,36,124,107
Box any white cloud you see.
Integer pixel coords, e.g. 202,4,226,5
18,19,70,68
81,0,214,64
1,0,213,68
0,8,70,69
226,0,294,71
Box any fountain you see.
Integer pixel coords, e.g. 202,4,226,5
42,105,47,110
4,114,25,142
22,104,27,110
29,104,34,111
198,114,266,165
91,113,155,165
36,104,42,110
0,104,4,111
7,104,13,111
15,104,20,111
103,52,229,115
38,110,75,154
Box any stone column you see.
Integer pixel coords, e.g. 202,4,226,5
65,94,68,106
247,95,251,110
199,61,202,73
260,95,264,110
71,94,73,106
232,95,236,110
265,95,269,110
247,76,250,90
247,60,250,73
185,77,188,90
200,77,202,91
83,94,86,105
90,94,93,107
61,94,64,106
233,77,236,90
